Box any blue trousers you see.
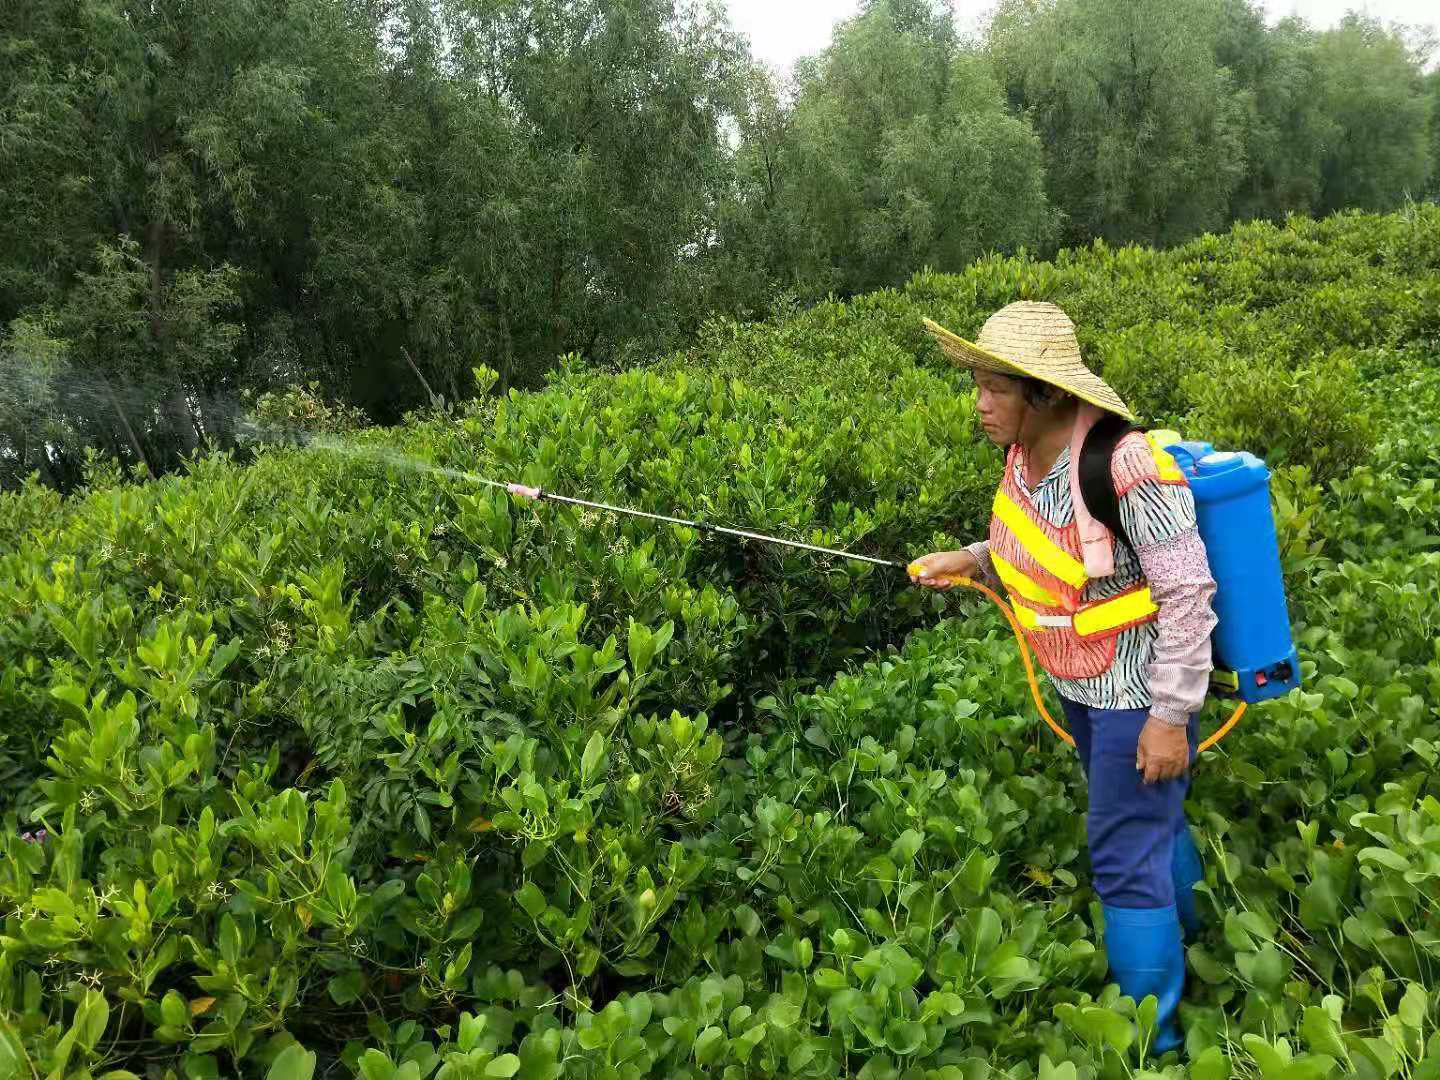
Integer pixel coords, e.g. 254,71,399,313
1060,697,1198,908
1061,696,1201,1055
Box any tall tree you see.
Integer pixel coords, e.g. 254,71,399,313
1427,68,1440,201
1213,3,1337,223
725,0,1055,301
988,0,1248,248
0,0,404,469
392,0,754,395
1313,15,1433,214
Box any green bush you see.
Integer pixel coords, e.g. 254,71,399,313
3,209,1440,1079
1183,349,1375,482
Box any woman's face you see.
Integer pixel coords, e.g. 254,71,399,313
973,370,1028,447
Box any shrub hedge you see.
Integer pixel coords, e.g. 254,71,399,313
2,208,1438,1079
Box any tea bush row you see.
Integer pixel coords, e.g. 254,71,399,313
2,209,1438,1078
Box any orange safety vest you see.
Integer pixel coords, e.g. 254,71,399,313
989,432,1188,681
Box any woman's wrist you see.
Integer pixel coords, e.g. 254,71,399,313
1149,704,1191,727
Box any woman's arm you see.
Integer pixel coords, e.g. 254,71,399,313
963,539,1001,591
1114,443,1218,725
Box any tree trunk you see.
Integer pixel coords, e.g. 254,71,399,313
102,378,152,475
167,386,201,457
498,309,514,395
36,445,61,490
400,346,439,406
144,218,199,458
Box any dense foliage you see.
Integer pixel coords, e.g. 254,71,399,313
3,0,1437,486
3,208,1439,1078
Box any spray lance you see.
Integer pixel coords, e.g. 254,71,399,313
485,479,1246,755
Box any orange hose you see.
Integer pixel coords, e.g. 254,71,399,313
949,575,1076,747
1197,701,1245,754
911,568,1245,756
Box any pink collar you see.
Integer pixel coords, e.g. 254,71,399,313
1068,402,1116,578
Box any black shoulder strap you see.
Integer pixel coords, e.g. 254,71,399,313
1079,412,1138,553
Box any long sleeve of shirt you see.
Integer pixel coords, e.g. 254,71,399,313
963,539,1001,592
1113,447,1219,725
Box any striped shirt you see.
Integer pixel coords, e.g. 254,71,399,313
968,436,1217,721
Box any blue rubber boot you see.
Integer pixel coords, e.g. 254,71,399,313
1103,904,1186,1055
1172,826,1204,941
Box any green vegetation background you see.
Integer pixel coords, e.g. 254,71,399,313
3,205,1439,1078
4,0,1440,488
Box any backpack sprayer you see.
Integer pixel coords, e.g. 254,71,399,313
454,426,1300,756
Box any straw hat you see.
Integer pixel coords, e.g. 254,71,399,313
923,302,1134,420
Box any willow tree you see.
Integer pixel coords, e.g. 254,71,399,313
726,0,1056,302
988,0,1248,247
1312,15,1435,214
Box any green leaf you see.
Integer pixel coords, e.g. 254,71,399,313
581,731,606,784
485,1055,521,1078
30,888,76,918
267,1044,317,1080
447,907,486,942
0,1032,20,1080
1039,1058,1079,1080
963,907,1003,958
889,829,923,865
885,1019,926,1055
812,967,848,991
1062,1005,1134,1053
1357,847,1410,872
734,904,761,936
76,990,109,1052
957,850,996,895
328,971,365,1005
694,1026,726,1066
1280,1058,1339,1080
625,994,653,1033
1243,1035,1292,1079
1136,994,1158,1050
161,990,189,1029
768,999,802,1029
576,1024,607,1051
219,914,243,968
1190,1047,1232,1080
1327,676,1359,700
358,1050,395,1080
787,1040,817,1072
1245,944,1289,993
515,882,547,918
1301,1007,1348,1059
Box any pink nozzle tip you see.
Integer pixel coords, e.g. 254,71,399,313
508,483,542,499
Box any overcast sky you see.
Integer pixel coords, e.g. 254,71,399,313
725,0,1439,75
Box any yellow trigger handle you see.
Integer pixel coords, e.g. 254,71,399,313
906,561,969,586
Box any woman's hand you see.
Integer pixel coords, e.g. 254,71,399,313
1137,718,1190,783
909,549,979,590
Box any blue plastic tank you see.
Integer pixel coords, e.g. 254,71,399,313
1162,439,1302,704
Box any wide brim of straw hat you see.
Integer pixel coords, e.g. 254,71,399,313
923,302,1134,421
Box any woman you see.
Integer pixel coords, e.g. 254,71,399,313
912,301,1217,1056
